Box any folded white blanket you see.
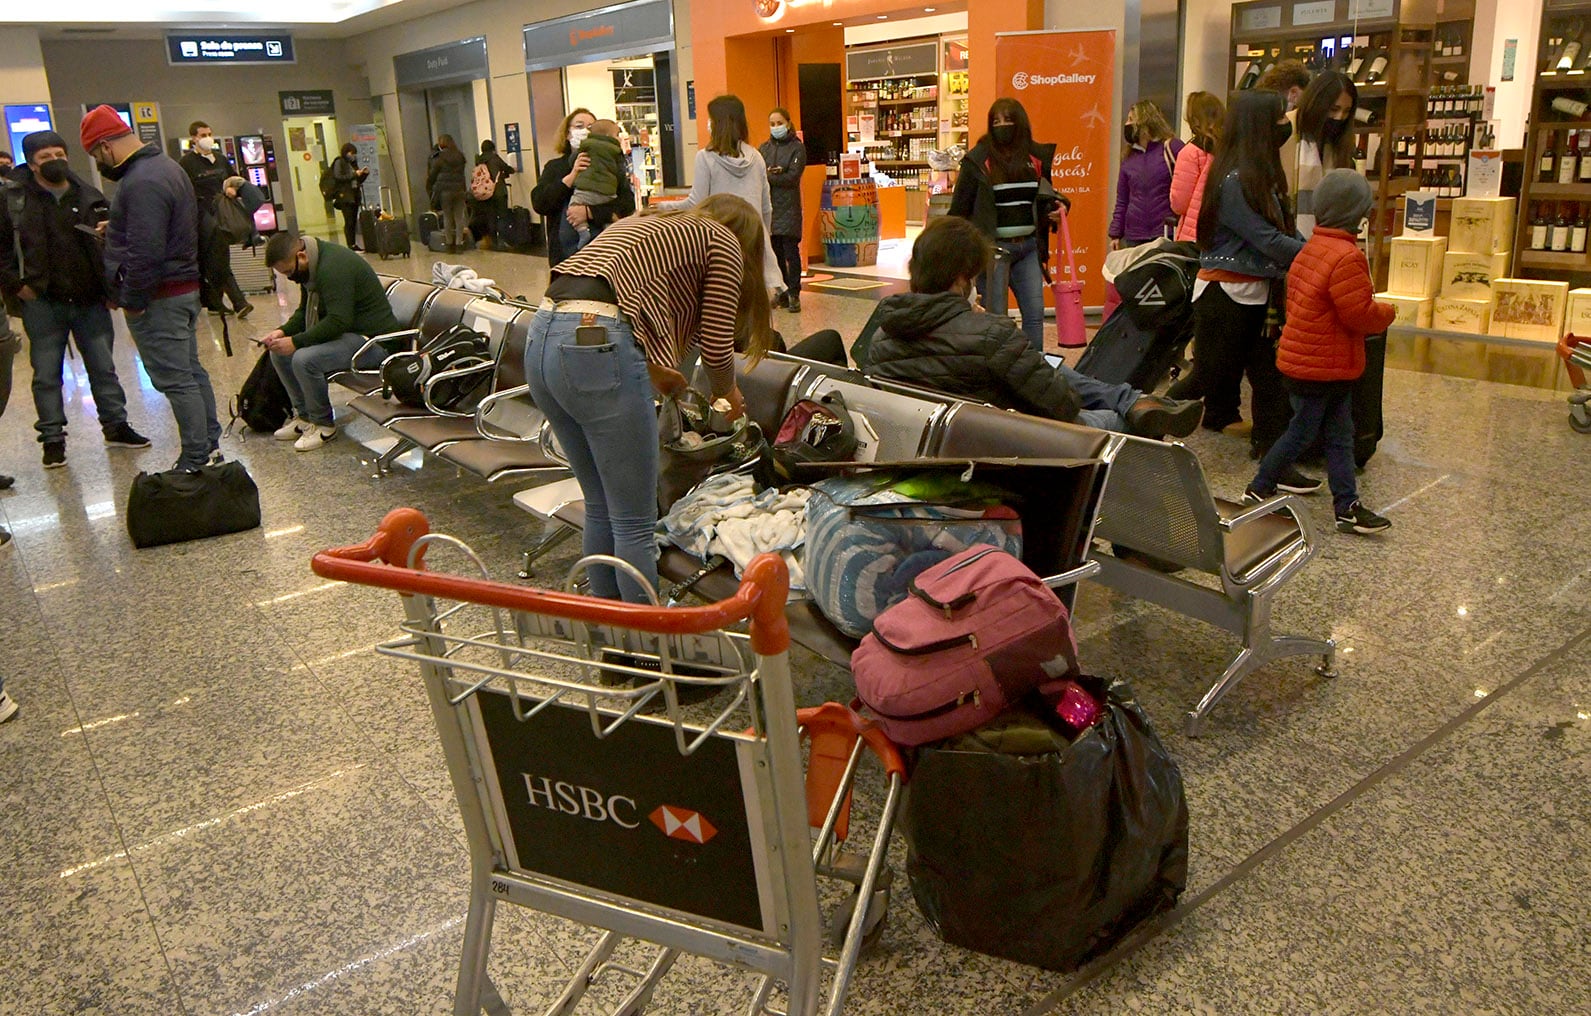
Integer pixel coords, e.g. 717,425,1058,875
430,261,499,293
658,473,811,590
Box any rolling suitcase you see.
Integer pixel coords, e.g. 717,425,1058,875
1074,306,1192,393
373,217,411,259
418,211,440,245
495,206,538,252
358,207,379,250
1299,331,1386,468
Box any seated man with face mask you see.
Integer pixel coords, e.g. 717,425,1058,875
257,233,400,451
863,215,1203,437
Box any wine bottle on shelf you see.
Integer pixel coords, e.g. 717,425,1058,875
1238,59,1262,90
1555,204,1573,252
1531,203,1549,251
1361,48,1389,85
1545,203,1561,251
1575,206,1589,253
1541,132,1559,183
1552,96,1590,118
1346,43,1367,80
1563,132,1581,185
1559,31,1585,72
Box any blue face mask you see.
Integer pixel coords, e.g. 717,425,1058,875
771,125,790,140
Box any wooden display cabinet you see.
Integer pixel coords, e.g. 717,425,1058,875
1513,0,1591,279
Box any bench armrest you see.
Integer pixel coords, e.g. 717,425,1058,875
473,384,537,441
1219,493,1317,545
421,359,495,417
350,328,419,375
1040,561,1100,590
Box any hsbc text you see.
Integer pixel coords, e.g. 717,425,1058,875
523,774,641,828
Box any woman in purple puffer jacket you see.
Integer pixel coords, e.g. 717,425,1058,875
1109,100,1184,249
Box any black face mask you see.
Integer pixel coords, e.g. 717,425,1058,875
287,265,310,285
344,153,357,165
39,159,69,184
98,157,129,182
1123,123,1138,147
1320,117,1349,143
991,124,1016,147
1273,120,1294,148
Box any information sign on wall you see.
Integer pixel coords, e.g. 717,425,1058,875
1239,6,1283,31
1292,1,1337,27
4,104,53,163
131,101,160,145
393,37,489,89
167,33,295,65
349,123,382,209
522,0,675,71
279,91,335,117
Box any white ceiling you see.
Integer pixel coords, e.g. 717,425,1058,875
5,0,466,39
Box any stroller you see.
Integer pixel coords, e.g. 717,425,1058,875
1075,239,1200,392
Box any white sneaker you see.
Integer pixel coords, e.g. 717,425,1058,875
0,691,17,723
294,425,337,451
274,417,310,441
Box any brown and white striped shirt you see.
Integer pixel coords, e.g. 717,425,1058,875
553,213,744,395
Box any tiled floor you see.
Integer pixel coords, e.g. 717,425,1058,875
1,237,1587,1016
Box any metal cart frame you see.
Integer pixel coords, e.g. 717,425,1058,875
313,508,905,1016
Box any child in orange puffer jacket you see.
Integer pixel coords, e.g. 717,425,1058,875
1245,169,1397,535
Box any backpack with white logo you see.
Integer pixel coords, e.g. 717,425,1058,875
470,162,495,201
1112,241,1198,331
381,325,492,409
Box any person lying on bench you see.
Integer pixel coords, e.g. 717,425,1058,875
863,216,1203,438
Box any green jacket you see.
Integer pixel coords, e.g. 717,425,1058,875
283,240,401,347
573,133,626,198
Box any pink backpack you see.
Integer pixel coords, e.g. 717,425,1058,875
470,162,495,201
851,545,1079,746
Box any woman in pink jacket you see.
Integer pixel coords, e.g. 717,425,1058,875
1169,92,1224,243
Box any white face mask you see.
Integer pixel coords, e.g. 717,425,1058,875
196,136,215,153
568,127,589,148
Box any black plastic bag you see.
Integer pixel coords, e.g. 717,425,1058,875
902,677,1189,971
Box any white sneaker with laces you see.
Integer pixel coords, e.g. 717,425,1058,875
0,691,17,723
294,425,337,452
274,417,310,441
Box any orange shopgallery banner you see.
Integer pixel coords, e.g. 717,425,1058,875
994,29,1116,309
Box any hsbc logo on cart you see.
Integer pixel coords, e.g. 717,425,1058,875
1012,72,1097,90
521,774,718,844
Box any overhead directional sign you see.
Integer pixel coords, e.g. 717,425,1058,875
167,33,296,66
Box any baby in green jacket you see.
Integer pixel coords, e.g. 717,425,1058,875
570,119,627,249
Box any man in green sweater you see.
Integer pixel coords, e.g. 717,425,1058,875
259,233,400,450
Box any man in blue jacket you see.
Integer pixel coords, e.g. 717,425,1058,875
81,105,222,472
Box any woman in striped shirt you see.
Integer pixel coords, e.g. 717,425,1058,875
526,193,773,602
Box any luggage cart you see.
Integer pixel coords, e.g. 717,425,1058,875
1559,335,1591,433
312,508,905,1016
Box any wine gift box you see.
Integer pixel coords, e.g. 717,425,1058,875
1487,279,1568,343
1448,197,1516,256
1440,252,1511,300
1377,293,1433,329
1387,237,1448,298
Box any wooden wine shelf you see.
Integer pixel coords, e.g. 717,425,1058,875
1530,182,1591,197
1517,250,1591,270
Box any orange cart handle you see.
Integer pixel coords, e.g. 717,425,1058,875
312,508,791,655
798,702,908,782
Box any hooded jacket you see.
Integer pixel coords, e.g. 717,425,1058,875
572,132,627,198
948,138,1060,264
863,291,1083,423
0,167,108,305
758,133,807,238
426,145,468,204
104,143,200,312
1110,138,1184,242
676,143,783,292
1278,227,1395,382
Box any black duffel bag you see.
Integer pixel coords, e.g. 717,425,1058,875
902,677,1189,971
126,462,262,549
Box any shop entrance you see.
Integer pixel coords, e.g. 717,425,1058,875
392,36,493,223
281,114,337,234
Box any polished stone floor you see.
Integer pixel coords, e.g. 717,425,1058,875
1,236,1587,1016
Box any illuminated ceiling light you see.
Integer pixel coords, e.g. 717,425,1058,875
877,14,889,19
925,6,937,10
786,28,795,33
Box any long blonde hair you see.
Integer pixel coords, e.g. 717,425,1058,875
1127,100,1174,147
668,193,772,360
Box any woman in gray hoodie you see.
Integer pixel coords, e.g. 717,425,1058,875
676,94,785,295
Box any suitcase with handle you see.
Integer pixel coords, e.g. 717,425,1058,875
419,211,440,246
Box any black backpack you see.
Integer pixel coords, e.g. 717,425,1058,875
756,391,859,488
1113,242,1199,331
228,350,292,433
381,325,493,409
318,164,338,201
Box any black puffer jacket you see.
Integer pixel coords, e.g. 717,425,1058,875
863,291,1082,422
949,139,1060,264
426,145,468,204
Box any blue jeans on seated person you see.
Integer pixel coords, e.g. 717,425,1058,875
1251,383,1357,514
124,292,221,471
524,308,659,603
1057,361,1139,433
21,299,130,443
271,333,383,426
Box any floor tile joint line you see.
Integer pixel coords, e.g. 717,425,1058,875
1019,622,1591,1016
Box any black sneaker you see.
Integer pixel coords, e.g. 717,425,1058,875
206,448,226,467
1336,501,1391,535
787,297,802,313
1275,467,1322,494
42,442,66,469
104,423,152,448
0,527,11,549
1241,487,1269,505
0,474,13,490
1126,396,1204,439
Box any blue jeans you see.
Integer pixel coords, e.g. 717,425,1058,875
979,236,1047,350
1058,362,1140,432
271,332,379,426
524,308,659,603
124,292,221,471
21,299,129,443
1252,384,1358,514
